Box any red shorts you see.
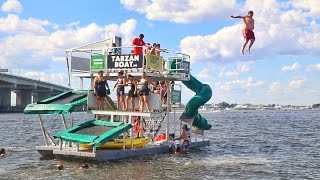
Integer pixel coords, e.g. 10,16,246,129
242,29,255,40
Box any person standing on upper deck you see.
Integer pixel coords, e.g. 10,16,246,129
231,10,255,55
132,34,146,55
113,71,126,110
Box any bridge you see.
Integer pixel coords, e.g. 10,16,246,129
0,72,70,112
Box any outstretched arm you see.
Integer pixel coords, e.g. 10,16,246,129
231,15,244,18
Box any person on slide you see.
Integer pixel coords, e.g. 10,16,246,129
231,10,255,55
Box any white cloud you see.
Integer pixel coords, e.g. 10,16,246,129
288,77,306,90
281,62,300,72
120,0,150,13
1,0,22,13
197,67,213,79
23,71,67,86
0,16,137,70
268,81,280,93
218,70,239,78
239,62,252,72
218,77,263,91
120,0,239,23
218,62,252,78
291,0,320,17
179,0,320,63
0,14,52,34
306,63,320,71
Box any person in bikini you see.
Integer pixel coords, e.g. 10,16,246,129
231,10,255,55
139,72,156,112
113,71,126,110
125,74,138,111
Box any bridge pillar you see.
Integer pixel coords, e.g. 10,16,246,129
32,92,54,102
15,90,32,107
0,88,12,106
32,93,39,103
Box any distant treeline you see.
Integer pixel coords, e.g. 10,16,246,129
312,104,320,108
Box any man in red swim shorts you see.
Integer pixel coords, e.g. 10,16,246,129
231,10,255,55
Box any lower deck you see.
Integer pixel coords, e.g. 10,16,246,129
36,140,210,162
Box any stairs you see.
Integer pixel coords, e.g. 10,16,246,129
143,113,167,139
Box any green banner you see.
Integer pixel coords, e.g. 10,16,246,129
146,54,163,71
91,54,105,71
171,90,181,103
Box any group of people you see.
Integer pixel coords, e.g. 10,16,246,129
93,71,169,112
132,34,161,56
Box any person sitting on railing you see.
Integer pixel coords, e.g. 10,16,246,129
110,43,119,55
155,43,161,56
132,34,146,55
139,72,156,112
113,71,126,111
125,74,138,111
93,70,110,110
146,43,152,54
149,43,161,56
149,43,157,55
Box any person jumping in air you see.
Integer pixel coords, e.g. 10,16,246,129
231,10,255,55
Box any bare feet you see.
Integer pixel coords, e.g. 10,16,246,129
241,49,245,55
247,49,250,54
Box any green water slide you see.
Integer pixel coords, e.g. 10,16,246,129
53,120,132,147
181,75,212,130
24,90,116,114
24,90,88,114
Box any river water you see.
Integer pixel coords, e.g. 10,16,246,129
0,110,319,179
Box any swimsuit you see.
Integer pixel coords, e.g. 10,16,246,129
242,29,255,40
181,140,190,149
139,80,149,96
116,78,125,96
95,79,107,97
127,80,137,97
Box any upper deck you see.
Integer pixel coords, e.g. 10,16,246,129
65,38,191,82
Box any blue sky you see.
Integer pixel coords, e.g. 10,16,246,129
0,0,319,105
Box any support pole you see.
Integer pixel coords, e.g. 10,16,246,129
38,114,49,146
122,115,126,150
173,108,176,137
45,129,56,146
80,77,84,90
61,114,67,130
123,132,126,150
130,115,133,149
165,80,171,142
70,113,74,127
202,132,205,141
